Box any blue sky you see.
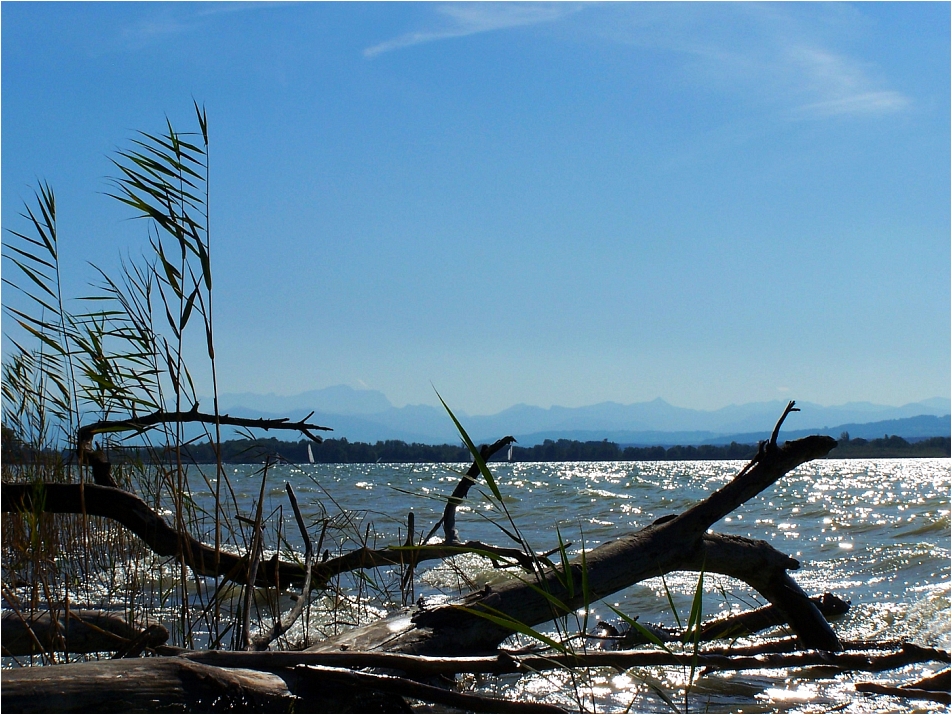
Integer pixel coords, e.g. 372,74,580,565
2,2,949,415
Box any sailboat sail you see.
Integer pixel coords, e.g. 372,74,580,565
307,443,315,464
507,444,513,462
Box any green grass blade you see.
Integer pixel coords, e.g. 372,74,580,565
436,390,502,502
555,525,573,597
685,566,705,644
660,571,683,631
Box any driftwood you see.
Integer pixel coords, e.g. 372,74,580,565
8,402,940,713
309,530,839,656
4,642,943,713
694,591,849,641
309,420,841,656
184,641,951,677
0,657,295,713
0,655,563,714
855,667,951,705
597,592,851,645
1,483,559,589
2,482,296,588
75,405,331,487
0,609,168,657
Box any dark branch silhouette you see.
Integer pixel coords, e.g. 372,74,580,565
75,404,331,486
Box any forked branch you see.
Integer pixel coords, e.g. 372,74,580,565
75,404,332,486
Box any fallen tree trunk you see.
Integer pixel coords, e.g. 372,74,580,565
1,609,168,657
0,657,295,713
308,431,840,656
5,641,944,713
0,655,564,714
1,481,565,590
185,641,951,677
2,482,302,588
694,591,849,642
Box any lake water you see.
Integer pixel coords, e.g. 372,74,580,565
199,457,950,713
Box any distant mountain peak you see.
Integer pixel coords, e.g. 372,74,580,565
218,384,392,416
213,389,951,445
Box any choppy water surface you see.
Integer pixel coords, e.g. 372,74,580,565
204,458,949,713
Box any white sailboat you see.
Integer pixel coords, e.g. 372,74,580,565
307,443,315,464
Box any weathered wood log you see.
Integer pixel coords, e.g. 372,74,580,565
855,667,951,705
5,643,943,713
907,668,951,692
185,642,951,677
309,432,840,656
1,609,168,656
854,684,950,705
0,656,556,713
0,657,295,713
1,483,553,589
289,663,565,713
2,482,287,588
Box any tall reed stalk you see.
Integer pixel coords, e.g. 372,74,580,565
1,106,255,653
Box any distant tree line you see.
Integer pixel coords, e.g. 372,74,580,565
161,437,762,464
3,426,946,466
141,434,952,464
831,434,950,458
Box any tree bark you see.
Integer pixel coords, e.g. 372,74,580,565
594,592,849,646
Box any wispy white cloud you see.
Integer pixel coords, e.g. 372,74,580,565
782,45,909,119
570,4,911,121
792,91,909,118
364,3,582,58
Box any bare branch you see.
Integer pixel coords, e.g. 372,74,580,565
77,404,331,447
74,405,331,487
770,400,800,447
421,435,516,545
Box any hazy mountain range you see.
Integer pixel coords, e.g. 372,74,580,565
213,386,951,446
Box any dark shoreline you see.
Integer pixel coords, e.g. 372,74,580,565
5,431,948,467
113,434,952,465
